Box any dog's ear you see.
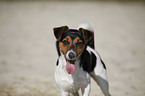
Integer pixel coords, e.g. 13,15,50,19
79,28,94,45
53,26,69,41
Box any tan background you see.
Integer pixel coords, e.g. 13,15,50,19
0,1,145,96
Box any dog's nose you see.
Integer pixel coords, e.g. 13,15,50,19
68,52,75,59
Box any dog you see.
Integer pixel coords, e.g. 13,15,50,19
53,23,111,96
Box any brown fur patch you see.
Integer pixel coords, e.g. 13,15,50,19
73,37,85,58
59,36,72,54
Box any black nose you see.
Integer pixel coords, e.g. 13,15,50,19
68,52,75,59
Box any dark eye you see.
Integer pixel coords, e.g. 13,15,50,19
63,40,69,45
76,41,83,46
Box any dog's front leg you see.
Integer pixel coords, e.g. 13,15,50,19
72,92,79,96
81,83,91,96
61,89,70,96
81,73,91,96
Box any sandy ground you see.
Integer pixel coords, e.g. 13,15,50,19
0,1,145,96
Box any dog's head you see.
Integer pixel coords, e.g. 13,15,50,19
53,26,93,74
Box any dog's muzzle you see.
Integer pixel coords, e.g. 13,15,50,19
68,52,75,59
66,50,76,62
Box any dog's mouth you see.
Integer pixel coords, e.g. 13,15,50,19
66,59,76,74
68,59,76,64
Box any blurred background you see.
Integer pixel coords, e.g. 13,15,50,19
0,0,145,96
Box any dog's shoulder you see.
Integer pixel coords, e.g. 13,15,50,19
80,46,106,73
80,47,96,73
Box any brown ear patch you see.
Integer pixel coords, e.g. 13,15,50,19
53,26,69,41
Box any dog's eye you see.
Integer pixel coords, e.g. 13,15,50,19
63,40,69,45
76,41,83,46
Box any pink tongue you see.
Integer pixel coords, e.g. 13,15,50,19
66,61,75,74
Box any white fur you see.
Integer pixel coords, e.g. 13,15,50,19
55,47,111,96
55,54,90,96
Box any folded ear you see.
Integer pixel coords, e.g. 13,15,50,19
79,28,94,48
53,26,69,41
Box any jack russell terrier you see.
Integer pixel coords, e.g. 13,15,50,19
53,23,111,96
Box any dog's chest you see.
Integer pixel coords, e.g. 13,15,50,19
55,56,89,92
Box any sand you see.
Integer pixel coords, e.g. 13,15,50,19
0,1,145,96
